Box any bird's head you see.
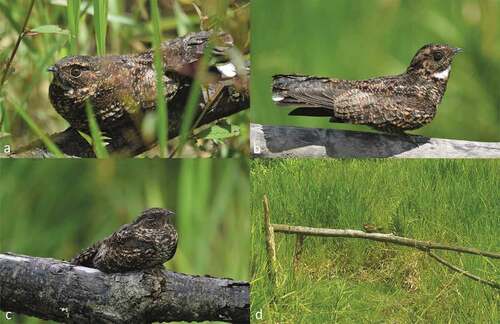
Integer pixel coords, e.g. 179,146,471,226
406,44,462,81
133,208,176,229
48,55,103,102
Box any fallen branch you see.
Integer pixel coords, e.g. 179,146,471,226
0,253,250,323
262,196,499,290
251,123,500,158
8,82,249,158
272,224,500,259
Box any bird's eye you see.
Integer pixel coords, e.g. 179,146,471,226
433,51,444,61
70,67,82,77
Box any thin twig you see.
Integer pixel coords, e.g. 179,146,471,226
0,0,36,91
427,250,499,289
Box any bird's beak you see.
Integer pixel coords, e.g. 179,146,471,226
47,66,57,73
453,47,463,55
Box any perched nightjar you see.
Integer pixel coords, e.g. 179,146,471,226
48,31,238,138
71,208,178,273
272,44,462,134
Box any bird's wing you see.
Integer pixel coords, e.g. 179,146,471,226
322,80,419,126
106,227,158,264
137,31,233,77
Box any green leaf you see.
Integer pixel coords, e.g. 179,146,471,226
28,25,69,35
198,123,240,140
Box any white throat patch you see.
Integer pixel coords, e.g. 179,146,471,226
432,66,451,80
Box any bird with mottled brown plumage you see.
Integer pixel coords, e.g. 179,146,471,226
272,44,462,134
71,208,177,273
48,31,238,138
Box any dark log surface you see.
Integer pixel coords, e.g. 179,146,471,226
0,253,249,323
250,123,500,158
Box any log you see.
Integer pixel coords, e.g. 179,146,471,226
0,253,250,323
250,123,500,158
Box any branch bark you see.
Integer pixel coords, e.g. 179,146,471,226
0,253,250,323
250,123,500,158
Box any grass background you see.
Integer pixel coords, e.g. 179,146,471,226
251,159,499,323
0,0,250,157
252,0,500,141
0,158,249,323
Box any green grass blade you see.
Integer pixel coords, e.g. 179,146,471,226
67,0,81,54
150,0,168,157
93,0,108,56
171,47,211,157
85,101,109,158
11,101,64,157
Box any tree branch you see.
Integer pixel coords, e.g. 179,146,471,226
0,253,250,323
272,224,500,259
250,123,500,158
427,251,499,289
270,223,499,289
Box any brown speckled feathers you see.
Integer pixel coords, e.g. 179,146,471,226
71,208,177,273
272,44,462,133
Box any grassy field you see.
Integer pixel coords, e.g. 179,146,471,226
252,0,500,141
251,159,499,323
0,158,249,323
0,0,249,157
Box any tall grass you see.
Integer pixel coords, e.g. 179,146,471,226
93,0,108,56
84,102,109,158
66,0,80,55
171,0,229,157
150,0,168,157
251,159,500,323
10,99,64,157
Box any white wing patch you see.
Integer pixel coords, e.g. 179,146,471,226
432,66,451,80
216,63,237,78
272,94,285,102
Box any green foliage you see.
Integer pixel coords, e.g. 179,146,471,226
150,0,168,157
252,0,500,141
0,158,249,323
84,101,109,158
92,0,108,56
11,99,63,157
197,121,241,140
251,159,500,323
66,0,81,54
28,25,69,35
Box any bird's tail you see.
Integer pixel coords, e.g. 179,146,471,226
70,244,99,267
271,74,334,117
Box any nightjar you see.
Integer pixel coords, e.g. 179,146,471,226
272,44,462,133
48,31,236,137
71,208,178,273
